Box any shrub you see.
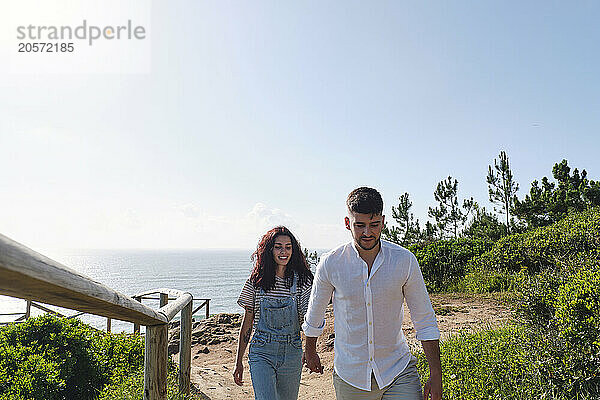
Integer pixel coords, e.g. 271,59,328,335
0,315,105,400
93,332,144,385
98,370,144,400
555,268,600,345
415,325,543,400
409,238,493,292
0,315,150,400
516,268,565,328
467,208,600,276
98,363,203,400
460,270,518,293
517,254,600,397
415,321,600,399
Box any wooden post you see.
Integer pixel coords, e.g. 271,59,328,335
179,299,192,395
25,300,31,319
106,318,111,333
144,324,168,400
134,297,141,334
205,299,210,319
159,293,168,308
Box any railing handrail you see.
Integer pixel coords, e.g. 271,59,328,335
0,233,193,399
0,233,168,326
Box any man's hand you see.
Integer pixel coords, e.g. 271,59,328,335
303,350,324,374
423,374,442,400
304,336,324,374
233,363,244,386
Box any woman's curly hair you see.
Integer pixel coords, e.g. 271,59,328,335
250,226,313,291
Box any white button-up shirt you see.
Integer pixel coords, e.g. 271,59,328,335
302,240,440,391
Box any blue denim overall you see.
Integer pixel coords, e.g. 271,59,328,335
248,273,303,400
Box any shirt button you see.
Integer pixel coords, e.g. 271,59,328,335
367,303,371,306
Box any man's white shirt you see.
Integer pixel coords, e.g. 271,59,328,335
302,240,440,391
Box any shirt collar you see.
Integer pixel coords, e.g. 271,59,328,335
349,240,385,265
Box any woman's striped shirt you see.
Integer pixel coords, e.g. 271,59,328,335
237,274,313,330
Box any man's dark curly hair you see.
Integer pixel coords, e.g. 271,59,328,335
346,187,384,216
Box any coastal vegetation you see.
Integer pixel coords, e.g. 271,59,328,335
0,315,201,400
384,152,600,399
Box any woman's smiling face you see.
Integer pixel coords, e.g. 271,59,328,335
272,235,292,267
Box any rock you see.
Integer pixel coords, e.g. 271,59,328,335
168,342,179,356
171,313,243,354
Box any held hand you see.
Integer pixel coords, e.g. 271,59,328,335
423,375,442,400
304,351,324,374
233,363,244,386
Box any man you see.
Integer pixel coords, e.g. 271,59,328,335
302,187,442,400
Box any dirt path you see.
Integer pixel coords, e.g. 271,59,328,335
172,293,513,400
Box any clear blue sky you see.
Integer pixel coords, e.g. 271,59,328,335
1,1,599,251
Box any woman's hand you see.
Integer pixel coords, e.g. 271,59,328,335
233,362,244,386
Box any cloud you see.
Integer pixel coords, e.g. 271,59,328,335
173,202,299,248
2,200,346,251
179,203,201,219
244,203,298,231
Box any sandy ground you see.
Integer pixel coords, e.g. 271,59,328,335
175,293,513,400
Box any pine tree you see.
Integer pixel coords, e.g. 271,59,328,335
428,176,469,238
486,151,519,234
382,193,420,245
513,159,600,228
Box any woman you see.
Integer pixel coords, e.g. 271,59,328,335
234,226,314,400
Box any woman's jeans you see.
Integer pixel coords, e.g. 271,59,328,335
249,274,302,400
249,331,303,400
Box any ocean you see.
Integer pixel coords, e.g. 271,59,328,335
0,249,319,333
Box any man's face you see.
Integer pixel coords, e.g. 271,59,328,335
345,211,385,251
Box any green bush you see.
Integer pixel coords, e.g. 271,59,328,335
550,266,600,395
415,320,600,399
516,268,565,328
409,238,493,292
0,315,150,400
93,332,144,385
555,268,600,345
529,330,600,399
0,315,105,400
98,368,204,400
416,325,543,400
460,269,518,293
516,254,600,397
467,208,600,276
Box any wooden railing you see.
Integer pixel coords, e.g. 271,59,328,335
1,297,211,333
131,291,210,334
0,299,86,325
0,233,193,400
